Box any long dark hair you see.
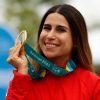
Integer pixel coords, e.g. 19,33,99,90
36,4,93,71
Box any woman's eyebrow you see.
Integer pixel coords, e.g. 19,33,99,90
57,25,69,30
43,24,69,30
43,24,51,27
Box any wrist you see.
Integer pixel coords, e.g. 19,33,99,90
18,67,28,75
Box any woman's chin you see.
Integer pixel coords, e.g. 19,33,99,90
45,55,55,59
44,53,56,59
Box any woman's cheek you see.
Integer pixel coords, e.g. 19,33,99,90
39,33,44,47
40,31,47,42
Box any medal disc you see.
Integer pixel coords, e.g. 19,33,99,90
16,30,27,46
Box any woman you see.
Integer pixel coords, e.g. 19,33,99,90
6,4,100,100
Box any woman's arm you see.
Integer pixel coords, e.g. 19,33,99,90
5,70,31,100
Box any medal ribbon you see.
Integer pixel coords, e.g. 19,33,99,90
24,43,76,79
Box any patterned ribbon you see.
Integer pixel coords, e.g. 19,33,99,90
24,43,76,79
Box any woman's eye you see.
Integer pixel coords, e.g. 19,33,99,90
58,28,66,32
43,26,51,31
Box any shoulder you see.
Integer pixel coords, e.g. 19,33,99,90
75,66,100,80
73,66,100,96
74,66,100,87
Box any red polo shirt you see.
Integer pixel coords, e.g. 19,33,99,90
5,66,100,100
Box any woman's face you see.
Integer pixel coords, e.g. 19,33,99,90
39,13,73,64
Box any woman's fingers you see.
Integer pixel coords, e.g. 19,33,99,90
7,56,21,68
7,40,22,66
19,47,27,61
9,40,22,57
7,39,28,74
19,47,25,56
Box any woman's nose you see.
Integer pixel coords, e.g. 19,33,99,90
46,30,56,40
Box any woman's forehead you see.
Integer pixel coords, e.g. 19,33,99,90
44,13,70,28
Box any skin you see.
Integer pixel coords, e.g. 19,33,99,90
7,41,28,74
39,13,73,65
7,13,73,74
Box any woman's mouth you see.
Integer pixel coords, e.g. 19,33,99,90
45,43,59,48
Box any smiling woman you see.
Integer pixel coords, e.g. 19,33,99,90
5,4,100,100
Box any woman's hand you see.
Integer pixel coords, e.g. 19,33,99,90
7,40,28,74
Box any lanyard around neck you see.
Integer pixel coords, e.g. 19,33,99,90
24,43,76,79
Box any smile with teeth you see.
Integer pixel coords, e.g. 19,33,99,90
45,43,58,48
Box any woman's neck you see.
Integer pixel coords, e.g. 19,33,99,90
48,55,71,68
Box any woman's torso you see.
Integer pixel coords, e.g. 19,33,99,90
26,67,100,100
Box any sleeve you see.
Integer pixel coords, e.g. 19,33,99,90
5,70,31,100
92,79,100,100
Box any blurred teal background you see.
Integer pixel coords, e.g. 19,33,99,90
0,0,100,99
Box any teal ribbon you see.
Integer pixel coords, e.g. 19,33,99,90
24,43,76,79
